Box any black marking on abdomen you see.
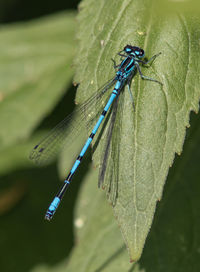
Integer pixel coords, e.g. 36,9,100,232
66,172,74,181
77,155,83,161
89,133,95,139
102,110,107,116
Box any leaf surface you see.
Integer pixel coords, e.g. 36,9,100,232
74,0,200,260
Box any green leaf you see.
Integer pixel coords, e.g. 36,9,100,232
74,0,200,261
0,11,76,150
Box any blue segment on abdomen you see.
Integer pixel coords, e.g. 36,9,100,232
71,159,81,173
92,115,104,134
104,93,117,112
49,197,60,212
80,137,92,157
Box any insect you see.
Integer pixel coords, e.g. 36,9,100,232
30,45,162,221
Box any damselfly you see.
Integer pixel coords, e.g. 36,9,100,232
30,45,162,221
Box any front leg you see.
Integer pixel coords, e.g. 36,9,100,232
138,52,162,66
135,62,163,85
117,53,127,58
111,58,120,69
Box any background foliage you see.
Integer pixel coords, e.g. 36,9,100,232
0,0,200,272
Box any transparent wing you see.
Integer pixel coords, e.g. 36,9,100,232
98,91,124,206
98,96,119,187
30,77,116,165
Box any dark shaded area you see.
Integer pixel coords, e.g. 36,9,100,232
0,82,91,272
0,0,80,23
0,156,91,272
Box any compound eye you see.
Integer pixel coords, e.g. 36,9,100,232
124,45,132,53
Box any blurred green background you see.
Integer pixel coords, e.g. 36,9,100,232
0,1,81,272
